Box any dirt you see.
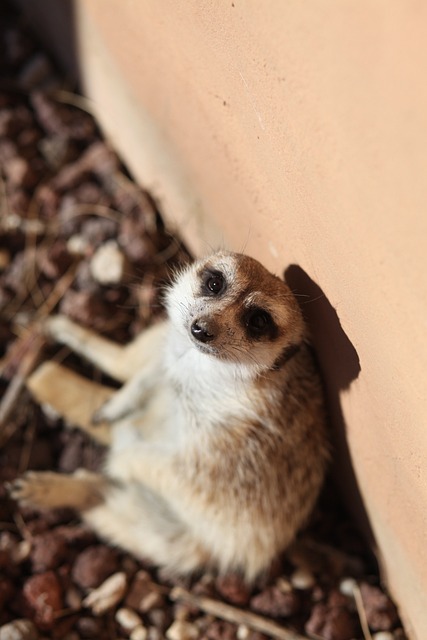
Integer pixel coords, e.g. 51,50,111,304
0,4,407,640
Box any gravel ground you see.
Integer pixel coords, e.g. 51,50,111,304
0,4,408,640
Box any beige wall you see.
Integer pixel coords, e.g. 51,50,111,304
14,1,427,637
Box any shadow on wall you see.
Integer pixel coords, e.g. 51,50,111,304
15,0,79,81
284,265,374,544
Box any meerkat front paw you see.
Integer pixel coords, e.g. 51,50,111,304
44,314,76,342
92,395,129,424
8,471,63,510
8,470,107,511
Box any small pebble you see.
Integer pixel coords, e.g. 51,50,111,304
305,602,358,640
359,582,399,631
130,627,148,640
90,240,128,285
290,568,316,590
76,617,103,638
0,532,21,561
13,540,31,564
0,620,38,640
339,577,357,597
215,574,251,605
65,586,83,611
121,555,139,575
276,577,292,593
126,571,165,613
236,625,250,640
147,628,162,640
116,607,143,632
72,544,120,589
0,578,15,609
83,571,127,615
140,590,165,612
67,234,91,256
0,249,10,271
250,586,301,617
30,530,68,572
166,620,199,640
148,607,172,632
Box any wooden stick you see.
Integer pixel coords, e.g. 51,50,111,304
170,587,311,640
0,331,46,442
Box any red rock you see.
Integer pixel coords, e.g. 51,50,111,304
30,530,69,572
0,577,15,609
126,571,165,613
359,582,399,631
305,602,358,640
250,586,301,618
215,574,251,606
201,620,238,640
23,571,63,629
71,545,120,590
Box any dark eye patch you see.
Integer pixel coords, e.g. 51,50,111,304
201,269,226,296
243,307,278,340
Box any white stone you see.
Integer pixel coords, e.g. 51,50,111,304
116,607,142,631
83,571,127,615
139,590,164,612
372,633,394,640
90,240,127,284
0,620,38,640
67,234,90,256
339,577,357,597
290,567,316,590
166,620,199,640
237,624,250,639
130,626,148,640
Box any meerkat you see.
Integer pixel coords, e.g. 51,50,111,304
10,251,330,581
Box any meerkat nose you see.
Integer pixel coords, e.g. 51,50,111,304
191,320,215,343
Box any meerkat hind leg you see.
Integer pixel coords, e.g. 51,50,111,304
27,361,113,445
84,484,211,575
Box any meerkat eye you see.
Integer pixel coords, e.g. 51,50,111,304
244,308,276,339
202,271,226,295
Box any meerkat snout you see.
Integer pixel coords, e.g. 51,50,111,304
191,319,215,343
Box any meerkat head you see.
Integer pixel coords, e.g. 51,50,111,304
165,251,306,372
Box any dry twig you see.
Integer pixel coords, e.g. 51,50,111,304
353,583,373,640
170,586,311,640
0,330,46,444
